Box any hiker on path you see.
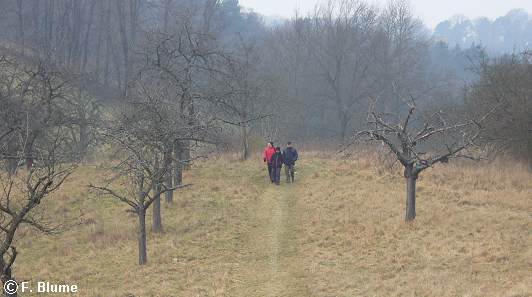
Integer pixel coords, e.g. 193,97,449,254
283,142,298,183
263,142,276,183
270,146,284,185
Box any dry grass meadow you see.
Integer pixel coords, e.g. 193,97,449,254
11,152,532,297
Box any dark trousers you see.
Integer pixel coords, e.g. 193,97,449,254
272,166,282,185
267,163,274,182
285,164,295,182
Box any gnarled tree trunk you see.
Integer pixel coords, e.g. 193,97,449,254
137,208,147,265
152,190,162,233
174,141,183,188
182,142,191,170
78,118,89,161
1,259,16,297
240,124,249,161
404,165,417,221
5,141,17,176
339,110,350,140
527,127,532,172
152,158,163,233
163,143,173,203
24,141,34,170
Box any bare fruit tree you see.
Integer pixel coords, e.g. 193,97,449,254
0,141,73,292
0,56,76,293
89,129,188,265
356,97,496,221
89,81,192,265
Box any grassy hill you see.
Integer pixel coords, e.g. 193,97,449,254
13,152,532,297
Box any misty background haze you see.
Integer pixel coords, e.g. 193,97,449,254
241,0,532,53
239,0,532,28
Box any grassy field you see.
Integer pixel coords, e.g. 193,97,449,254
12,152,532,297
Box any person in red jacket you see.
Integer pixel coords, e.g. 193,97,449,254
263,141,276,183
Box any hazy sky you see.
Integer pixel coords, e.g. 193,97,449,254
238,0,532,29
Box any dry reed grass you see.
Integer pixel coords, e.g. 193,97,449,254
9,152,531,296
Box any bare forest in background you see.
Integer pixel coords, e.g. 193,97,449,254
0,0,529,159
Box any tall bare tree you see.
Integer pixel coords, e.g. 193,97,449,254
208,37,272,160
140,14,221,199
309,0,379,140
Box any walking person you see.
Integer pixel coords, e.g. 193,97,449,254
262,141,276,183
270,147,284,185
283,142,298,183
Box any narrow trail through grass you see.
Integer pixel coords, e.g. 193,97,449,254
229,161,318,297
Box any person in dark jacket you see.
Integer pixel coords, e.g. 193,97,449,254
270,147,283,185
283,142,298,183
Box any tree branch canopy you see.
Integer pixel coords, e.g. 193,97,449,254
355,96,497,173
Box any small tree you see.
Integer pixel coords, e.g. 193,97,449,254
356,98,496,221
0,56,77,294
89,128,189,265
0,88,75,295
90,87,191,264
0,142,73,293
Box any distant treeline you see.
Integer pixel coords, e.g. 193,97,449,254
0,0,530,163
434,9,532,54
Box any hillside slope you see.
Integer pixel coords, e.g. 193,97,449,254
13,153,532,296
